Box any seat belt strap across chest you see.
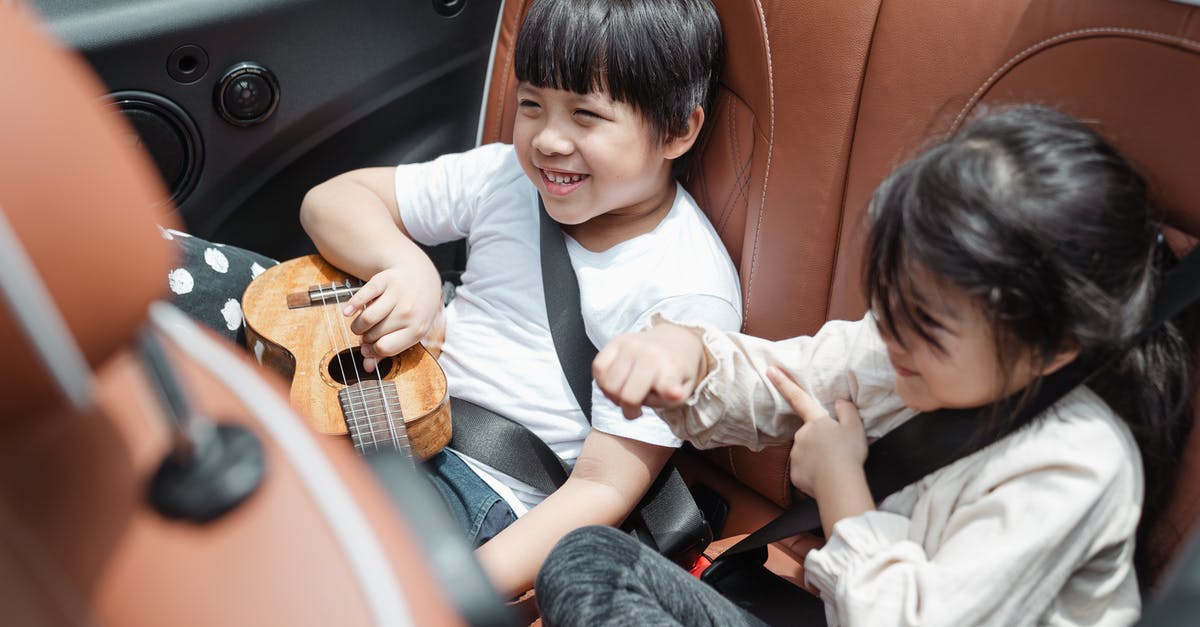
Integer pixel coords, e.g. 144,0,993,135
447,197,710,563
538,197,597,417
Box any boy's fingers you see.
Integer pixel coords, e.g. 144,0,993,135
766,366,827,423
371,328,418,359
354,293,397,338
344,278,383,315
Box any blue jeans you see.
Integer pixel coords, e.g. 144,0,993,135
423,449,517,547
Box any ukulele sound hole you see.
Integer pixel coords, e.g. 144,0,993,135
327,348,394,385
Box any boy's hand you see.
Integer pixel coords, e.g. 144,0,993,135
342,262,443,372
767,366,868,499
593,323,707,419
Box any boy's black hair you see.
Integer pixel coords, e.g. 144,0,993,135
864,104,1195,585
513,0,723,147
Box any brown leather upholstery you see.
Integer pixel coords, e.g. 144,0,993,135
0,6,467,625
483,0,1200,592
831,0,1200,587
0,0,174,419
481,0,886,512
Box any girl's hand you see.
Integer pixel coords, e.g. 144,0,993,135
593,323,708,419
342,262,444,372
766,366,868,499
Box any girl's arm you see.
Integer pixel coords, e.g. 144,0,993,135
804,403,1141,627
597,314,915,451
473,430,674,598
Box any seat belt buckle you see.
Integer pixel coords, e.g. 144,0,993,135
688,554,712,578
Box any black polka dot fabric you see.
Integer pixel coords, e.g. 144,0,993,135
161,227,279,345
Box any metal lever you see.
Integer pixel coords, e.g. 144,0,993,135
139,327,265,523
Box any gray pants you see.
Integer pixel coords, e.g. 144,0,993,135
536,526,770,627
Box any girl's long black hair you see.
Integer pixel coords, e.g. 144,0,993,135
865,104,1195,584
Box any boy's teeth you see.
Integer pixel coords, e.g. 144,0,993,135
546,171,584,184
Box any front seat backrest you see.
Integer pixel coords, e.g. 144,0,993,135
0,5,482,625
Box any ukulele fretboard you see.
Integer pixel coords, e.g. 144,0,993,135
339,380,413,459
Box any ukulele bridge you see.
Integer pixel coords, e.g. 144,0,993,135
287,279,364,309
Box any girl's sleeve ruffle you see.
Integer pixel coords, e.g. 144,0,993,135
647,313,767,449
803,510,913,597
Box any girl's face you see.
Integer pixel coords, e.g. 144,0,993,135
879,269,1065,412
512,83,695,247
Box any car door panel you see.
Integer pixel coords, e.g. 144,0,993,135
29,0,501,260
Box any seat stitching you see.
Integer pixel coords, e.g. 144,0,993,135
952,27,1200,131
716,94,753,234
741,0,775,330
823,0,883,321
490,0,528,142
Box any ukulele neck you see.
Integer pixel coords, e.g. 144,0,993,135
338,380,413,459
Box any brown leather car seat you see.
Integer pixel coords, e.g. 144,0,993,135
832,0,1200,591
484,0,1200,601
482,0,879,528
0,5,501,625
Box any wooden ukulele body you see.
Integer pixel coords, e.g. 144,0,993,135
242,254,450,459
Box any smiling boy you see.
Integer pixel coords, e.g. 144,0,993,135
299,0,740,596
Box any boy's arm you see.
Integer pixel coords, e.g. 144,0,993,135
299,167,443,359
473,430,674,598
300,167,425,278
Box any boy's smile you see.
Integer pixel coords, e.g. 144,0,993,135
537,167,589,196
513,83,700,251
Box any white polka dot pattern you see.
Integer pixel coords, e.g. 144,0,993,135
220,298,243,331
205,247,230,273
168,268,194,295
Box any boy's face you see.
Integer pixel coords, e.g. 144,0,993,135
513,83,682,234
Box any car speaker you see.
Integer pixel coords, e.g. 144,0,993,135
109,90,203,206
215,62,279,127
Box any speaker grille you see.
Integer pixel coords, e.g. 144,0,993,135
109,91,202,206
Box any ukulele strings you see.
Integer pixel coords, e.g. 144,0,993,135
316,280,377,453
330,279,403,453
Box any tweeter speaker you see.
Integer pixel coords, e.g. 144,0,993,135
109,91,203,206
215,63,279,126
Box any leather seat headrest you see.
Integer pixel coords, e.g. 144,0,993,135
0,5,176,417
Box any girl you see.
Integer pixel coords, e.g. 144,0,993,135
535,105,1194,626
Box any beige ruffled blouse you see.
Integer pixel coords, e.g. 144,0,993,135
656,314,1144,626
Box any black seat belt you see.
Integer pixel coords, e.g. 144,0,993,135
448,197,711,565
701,244,1200,626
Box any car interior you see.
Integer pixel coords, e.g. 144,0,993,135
4,0,1200,625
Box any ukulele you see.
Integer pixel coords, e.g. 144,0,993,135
241,254,451,460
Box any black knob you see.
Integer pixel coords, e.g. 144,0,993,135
215,63,279,126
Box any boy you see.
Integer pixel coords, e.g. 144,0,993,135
299,0,740,597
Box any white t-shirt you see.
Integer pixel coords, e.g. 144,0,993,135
395,142,742,513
